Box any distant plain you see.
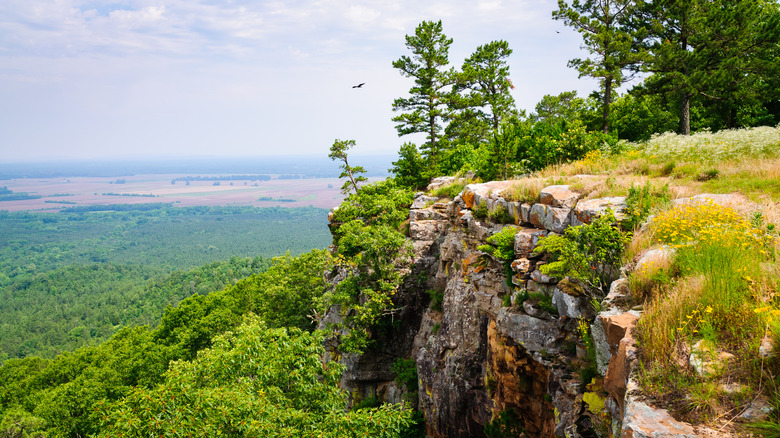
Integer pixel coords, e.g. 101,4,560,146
0,174,352,211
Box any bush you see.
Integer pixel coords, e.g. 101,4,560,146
622,182,670,230
534,211,628,290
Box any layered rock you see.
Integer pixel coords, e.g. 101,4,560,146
323,180,695,437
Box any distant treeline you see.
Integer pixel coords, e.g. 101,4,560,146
100,192,158,198
171,174,272,182
258,196,296,202
0,186,41,202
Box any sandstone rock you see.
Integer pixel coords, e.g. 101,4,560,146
511,258,532,274
635,246,675,274
539,185,581,208
604,330,637,414
621,398,697,438
530,269,557,284
689,339,734,377
520,203,532,223
427,176,456,192
529,204,547,228
602,277,631,312
495,308,564,354
760,332,775,358
672,193,748,209
412,194,438,209
410,220,444,241
461,181,516,209
529,204,571,233
410,208,448,221
527,280,555,295
514,228,548,257
740,395,773,421
571,197,627,226
553,287,595,320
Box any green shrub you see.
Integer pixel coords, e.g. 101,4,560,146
488,204,514,224
534,211,628,290
478,226,518,261
392,358,418,392
473,200,489,219
426,289,444,311
483,409,525,438
622,182,670,230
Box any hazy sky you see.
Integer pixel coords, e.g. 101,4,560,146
0,0,613,162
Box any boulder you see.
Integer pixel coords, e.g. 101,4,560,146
621,397,697,438
461,181,516,209
427,176,457,192
495,308,564,354
529,204,571,233
571,197,627,226
514,228,548,257
604,330,637,415
530,269,557,284
410,220,444,241
411,194,438,209
511,258,532,274
539,185,581,208
409,208,448,221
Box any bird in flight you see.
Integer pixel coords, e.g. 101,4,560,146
352,83,365,88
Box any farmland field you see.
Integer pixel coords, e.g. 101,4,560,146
0,174,355,212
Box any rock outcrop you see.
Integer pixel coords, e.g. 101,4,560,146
322,180,703,437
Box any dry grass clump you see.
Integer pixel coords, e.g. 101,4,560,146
634,199,779,424
501,177,549,203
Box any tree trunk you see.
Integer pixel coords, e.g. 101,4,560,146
603,78,612,134
679,92,691,135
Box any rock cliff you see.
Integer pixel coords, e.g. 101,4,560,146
323,178,701,437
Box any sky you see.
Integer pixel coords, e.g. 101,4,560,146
0,0,615,162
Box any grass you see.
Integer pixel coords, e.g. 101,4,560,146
633,199,778,424
535,125,780,202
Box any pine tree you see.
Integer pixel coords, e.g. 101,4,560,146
392,20,454,172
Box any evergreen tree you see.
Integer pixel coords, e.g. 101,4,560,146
328,139,367,194
554,0,643,133
448,40,517,143
634,0,780,134
392,20,454,172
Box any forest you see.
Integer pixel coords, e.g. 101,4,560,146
0,205,331,362
1,1,779,436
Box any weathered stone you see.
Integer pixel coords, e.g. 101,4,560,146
410,208,448,221
603,313,640,355
522,301,555,320
411,194,438,209
527,280,555,295
672,193,749,209
539,185,581,208
553,287,595,320
462,181,517,209
602,277,631,312
529,204,547,228
514,228,548,257
529,204,571,233
760,332,775,358
520,203,532,223
604,330,637,414
530,269,557,284
427,176,456,192
506,202,522,224
621,397,697,438
689,339,734,377
511,258,532,274
555,277,587,297
410,220,444,241
571,197,627,226
740,396,773,421
495,308,564,353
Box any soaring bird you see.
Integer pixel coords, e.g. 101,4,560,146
352,83,365,88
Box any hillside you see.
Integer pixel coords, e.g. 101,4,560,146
2,126,776,437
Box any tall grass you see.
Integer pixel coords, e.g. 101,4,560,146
642,125,780,162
